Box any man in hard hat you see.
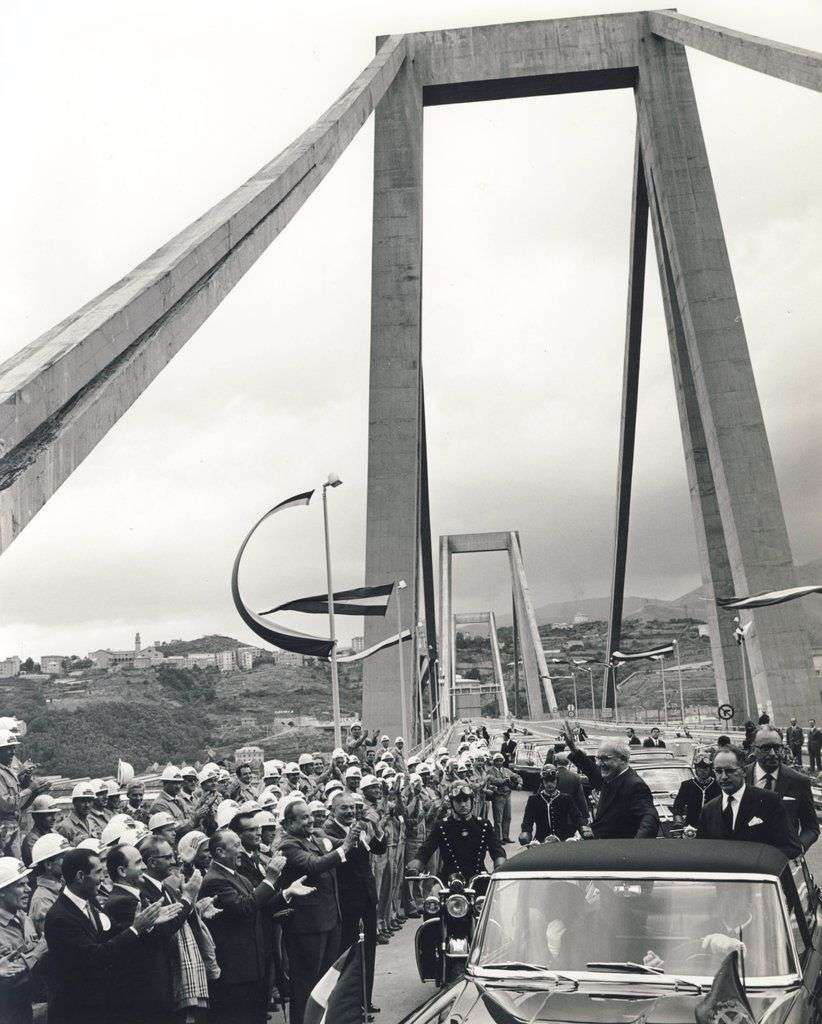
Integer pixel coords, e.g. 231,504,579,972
21,793,59,867
105,781,124,819
0,855,44,1024
148,765,190,827
344,721,378,757
148,811,179,848
177,766,199,815
57,781,101,844
343,765,362,794
89,780,112,832
125,781,151,825
44,846,164,1024
230,803,270,887
0,729,50,858
392,736,407,772
486,751,522,843
191,764,222,836
28,833,71,936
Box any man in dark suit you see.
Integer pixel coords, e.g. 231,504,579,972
500,730,517,766
325,790,386,1013
279,798,359,1024
43,847,163,1024
200,828,310,1024
561,723,659,838
553,753,590,822
103,841,199,1023
642,728,666,749
625,728,641,747
746,727,818,852
785,719,804,767
808,719,822,773
697,746,802,859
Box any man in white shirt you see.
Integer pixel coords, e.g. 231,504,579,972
746,728,818,851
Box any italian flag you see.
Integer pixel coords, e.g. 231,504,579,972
303,939,365,1024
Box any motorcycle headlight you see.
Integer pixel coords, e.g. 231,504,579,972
423,895,440,916
446,893,469,919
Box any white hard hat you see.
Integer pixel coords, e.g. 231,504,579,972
72,781,97,800
105,780,121,797
373,762,387,776
307,800,326,813
263,760,280,779
149,811,177,832
181,766,198,779
332,748,346,760
382,767,397,779
198,763,220,784
254,810,277,828
258,786,280,809
178,830,209,865
0,729,20,748
117,759,134,788
409,773,423,787
380,735,390,743
217,768,230,783
30,794,59,815
284,762,300,774
407,755,420,767
360,774,380,789
270,759,285,771
344,766,362,779
436,746,448,756
347,754,360,765
395,736,404,744
160,765,183,783
77,838,102,853
30,833,71,868
276,791,304,823
102,817,147,849
418,762,433,774
89,779,106,794
215,799,240,830
0,857,30,889
298,753,314,767
324,779,344,794
236,800,261,817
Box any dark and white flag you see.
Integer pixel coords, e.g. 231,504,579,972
611,643,675,664
262,582,395,617
718,584,822,610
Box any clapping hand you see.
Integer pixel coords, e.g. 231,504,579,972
133,899,164,935
196,896,222,920
0,954,25,978
155,902,184,925
284,875,315,900
182,868,203,903
266,853,286,882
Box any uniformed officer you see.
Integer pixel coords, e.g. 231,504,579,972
0,730,49,858
519,765,583,844
407,782,506,882
672,751,721,828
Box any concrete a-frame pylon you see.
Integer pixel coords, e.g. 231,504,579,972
436,532,556,723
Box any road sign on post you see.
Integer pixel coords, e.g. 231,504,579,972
717,703,734,721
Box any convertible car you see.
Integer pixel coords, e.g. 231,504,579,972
399,839,822,1024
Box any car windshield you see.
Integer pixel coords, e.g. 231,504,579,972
637,767,692,793
471,876,796,982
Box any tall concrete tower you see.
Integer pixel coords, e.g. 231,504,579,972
134,632,141,653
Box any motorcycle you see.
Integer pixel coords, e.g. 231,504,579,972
408,872,490,988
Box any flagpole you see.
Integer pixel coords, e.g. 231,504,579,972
358,923,368,1023
735,617,752,721
416,621,426,747
588,666,596,721
660,655,668,727
322,475,343,748
674,639,685,725
396,580,409,742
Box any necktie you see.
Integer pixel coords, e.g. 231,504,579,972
722,796,734,833
86,903,100,934
764,774,774,791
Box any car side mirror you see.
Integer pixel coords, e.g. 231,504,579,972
474,895,486,914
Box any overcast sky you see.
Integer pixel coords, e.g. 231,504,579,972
1,1,820,659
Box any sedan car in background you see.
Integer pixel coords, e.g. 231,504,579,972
631,759,694,835
400,839,822,1024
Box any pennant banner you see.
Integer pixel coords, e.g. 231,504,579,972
611,643,675,664
694,950,755,1024
231,491,337,659
337,629,412,664
304,937,365,1024
734,619,753,646
263,582,395,617
718,584,822,610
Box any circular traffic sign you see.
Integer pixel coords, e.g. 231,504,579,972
567,708,576,718
717,703,734,721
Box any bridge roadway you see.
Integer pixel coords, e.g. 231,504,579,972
374,719,822,1023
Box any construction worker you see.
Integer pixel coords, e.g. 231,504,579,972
57,781,101,844
0,729,49,858
28,833,71,936
125,780,151,825
228,761,261,803
487,751,522,843
0,856,45,1024
88,779,112,831
178,765,199,814
20,794,59,867
148,764,190,826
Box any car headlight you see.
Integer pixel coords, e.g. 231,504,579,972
446,894,469,919
423,895,440,916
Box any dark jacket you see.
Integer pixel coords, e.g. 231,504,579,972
103,880,188,1017
555,766,590,822
237,848,265,888
744,764,819,852
43,891,141,1024
672,776,721,827
416,815,506,880
642,737,667,748
569,750,659,839
808,727,822,753
520,791,582,841
200,860,285,984
697,785,802,860
278,834,342,933
325,818,386,909
785,725,804,750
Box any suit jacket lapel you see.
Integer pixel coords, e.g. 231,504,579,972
59,892,99,938
733,787,755,835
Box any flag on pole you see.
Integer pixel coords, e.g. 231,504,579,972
303,939,365,1024
231,491,336,659
611,643,675,664
337,629,412,664
693,950,755,1024
718,584,822,610
262,582,395,617
734,619,753,646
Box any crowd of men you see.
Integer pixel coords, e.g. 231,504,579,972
0,721,521,1024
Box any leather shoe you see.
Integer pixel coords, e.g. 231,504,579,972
406,909,421,918
368,1005,381,1013
376,932,390,945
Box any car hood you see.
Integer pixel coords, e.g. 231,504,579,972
445,979,799,1024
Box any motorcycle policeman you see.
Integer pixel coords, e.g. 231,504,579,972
519,764,583,844
407,782,506,882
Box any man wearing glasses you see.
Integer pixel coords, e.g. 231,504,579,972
407,783,506,883
746,728,818,851
696,746,801,859
561,722,659,839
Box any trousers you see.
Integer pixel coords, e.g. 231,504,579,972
284,924,341,1024
209,979,268,1024
491,793,512,840
339,901,378,1003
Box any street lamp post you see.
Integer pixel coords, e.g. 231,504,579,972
674,639,685,725
416,620,426,746
588,667,596,720
658,656,669,726
396,580,409,742
322,473,343,748
572,672,578,716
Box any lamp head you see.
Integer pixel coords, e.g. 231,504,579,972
397,579,407,590
325,473,342,488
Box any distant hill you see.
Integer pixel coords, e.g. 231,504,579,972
155,635,256,656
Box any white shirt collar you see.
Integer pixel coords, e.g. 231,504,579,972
753,763,777,783
722,783,745,805
214,860,236,877
63,887,89,913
